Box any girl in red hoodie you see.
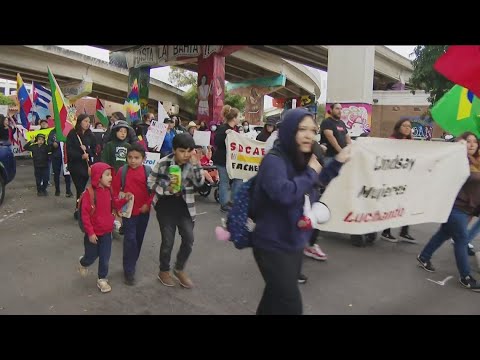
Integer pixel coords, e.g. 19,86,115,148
112,143,155,286
78,162,130,293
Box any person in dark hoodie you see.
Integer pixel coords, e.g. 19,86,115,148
24,133,52,196
251,108,351,315
67,114,97,219
101,121,132,174
256,119,276,142
47,128,73,197
103,112,138,146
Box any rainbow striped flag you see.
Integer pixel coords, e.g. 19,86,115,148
431,85,480,137
47,67,72,142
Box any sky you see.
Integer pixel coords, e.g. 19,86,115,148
58,45,417,106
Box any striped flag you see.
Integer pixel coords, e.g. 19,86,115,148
16,73,32,130
47,67,72,142
95,98,109,127
32,81,52,123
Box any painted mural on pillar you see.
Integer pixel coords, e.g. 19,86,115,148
326,103,372,137
197,54,225,125
124,79,141,123
401,115,434,140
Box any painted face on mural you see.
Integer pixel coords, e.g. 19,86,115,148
296,116,317,153
400,121,412,137
331,103,342,120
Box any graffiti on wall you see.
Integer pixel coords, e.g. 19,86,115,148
326,103,372,137
401,116,433,140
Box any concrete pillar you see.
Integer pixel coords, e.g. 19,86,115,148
197,54,225,126
127,66,151,123
326,46,374,137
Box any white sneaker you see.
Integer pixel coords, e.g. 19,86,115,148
468,243,474,249
78,256,88,277
97,279,112,293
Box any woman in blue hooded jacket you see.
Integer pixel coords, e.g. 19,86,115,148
252,108,350,315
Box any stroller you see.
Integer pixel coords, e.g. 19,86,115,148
196,165,220,203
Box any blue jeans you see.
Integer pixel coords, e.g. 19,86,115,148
217,165,243,207
80,233,112,279
420,207,471,278
123,213,150,277
467,218,480,244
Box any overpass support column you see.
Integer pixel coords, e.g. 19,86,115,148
127,66,151,123
326,46,374,137
197,54,225,126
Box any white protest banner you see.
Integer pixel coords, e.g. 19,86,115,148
145,120,168,150
11,124,30,157
193,130,211,147
226,131,267,181
0,105,8,116
60,142,70,176
143,151,161,168
317,138,470,234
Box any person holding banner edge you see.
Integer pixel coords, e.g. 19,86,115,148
381,119,417,243
417,132,480,291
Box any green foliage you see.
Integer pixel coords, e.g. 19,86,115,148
0,94,15,106
410,45,454,105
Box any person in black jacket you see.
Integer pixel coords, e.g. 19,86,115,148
47,128,73,197
66,114,97,219
256,119,276,142
24,133,52,196
211,105,242,213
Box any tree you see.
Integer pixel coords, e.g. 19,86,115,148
0,94,15,106
410,45,454,105
169,66,246,112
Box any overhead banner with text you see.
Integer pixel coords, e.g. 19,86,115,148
226,131,267,181
317,138,470,234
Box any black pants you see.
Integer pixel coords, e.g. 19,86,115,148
155,202,195,272
71,172,89,206
34,166,49,193
52,157,71,194
253,247,303,315
309,229,320,247
383,226,409,236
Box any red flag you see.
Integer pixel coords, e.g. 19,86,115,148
434,45,480,98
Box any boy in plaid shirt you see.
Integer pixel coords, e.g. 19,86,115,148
147,133,204,289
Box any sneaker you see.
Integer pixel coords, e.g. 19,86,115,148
220,205,231,213
459,275,480,291
304,244,328,261
157,271,175,287
55,190,60,196
298,273,308,284
468,247,476,256
400,233,418,244
124,274,136,286
381,232,398,243
173,269,194,289
97,278,112,293
66,192,73,198
417,255,435,272
78,256,88,277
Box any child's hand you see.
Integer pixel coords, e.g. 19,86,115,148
124,192,134,201
80,145,87,151
169,175,179,186
89,234,98,244
82,153,89,160
139,204,150,214
53,142,59,148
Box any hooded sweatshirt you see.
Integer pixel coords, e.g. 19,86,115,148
81,162,128,237
101,137,131,173
252,108,343,252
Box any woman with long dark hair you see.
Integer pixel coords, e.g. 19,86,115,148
66,114,96,219
381,119,416,242
417,132,480,291
251,108,350,314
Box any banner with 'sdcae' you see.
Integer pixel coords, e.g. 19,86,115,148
226,131,266,181
317,138,470,234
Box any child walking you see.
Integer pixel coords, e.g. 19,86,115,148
24,133,52,196
148,133,205,289
112,144,154,285
78,162,130,293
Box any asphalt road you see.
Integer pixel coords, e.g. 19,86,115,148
1,159,479,314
